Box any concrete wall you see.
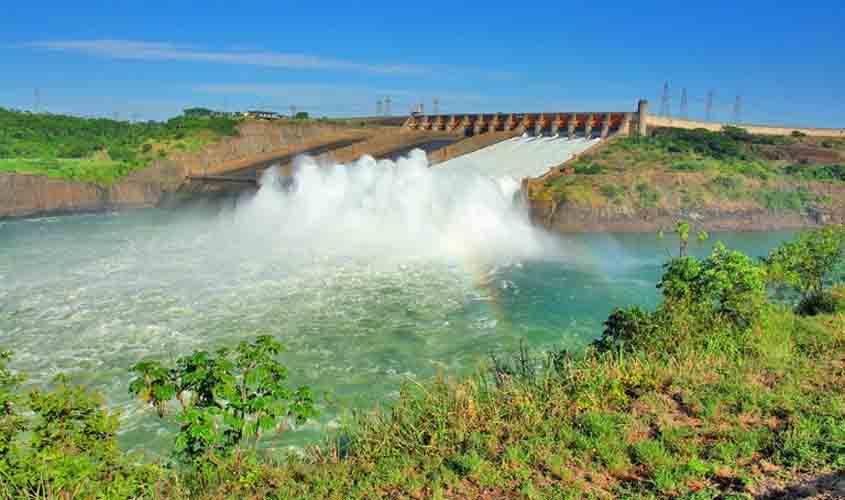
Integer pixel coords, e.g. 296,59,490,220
312,130,457,164
646,115,845,138
172,121,373,177
428,131,521,165
404,112,631,139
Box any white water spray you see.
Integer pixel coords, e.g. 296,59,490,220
228,148,556,263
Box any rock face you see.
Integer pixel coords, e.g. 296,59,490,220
526,200,845,233
0,160,183,219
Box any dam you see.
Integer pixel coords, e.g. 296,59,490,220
0,98,832,456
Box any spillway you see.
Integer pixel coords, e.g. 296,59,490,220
436,135,600,180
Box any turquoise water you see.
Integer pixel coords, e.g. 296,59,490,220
0,207,796,457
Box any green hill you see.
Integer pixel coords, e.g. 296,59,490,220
0,107,241,185
530,126,845,216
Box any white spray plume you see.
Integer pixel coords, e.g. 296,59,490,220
227,148,555,264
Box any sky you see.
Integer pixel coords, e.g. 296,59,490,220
2,1,843,127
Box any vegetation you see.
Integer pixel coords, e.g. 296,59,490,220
129,336,317,464
766,226,845,315
0,107,242,185
1,227,845,497
538,126,845,215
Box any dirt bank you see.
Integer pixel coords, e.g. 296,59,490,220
526,201,842,233
0,160,184,219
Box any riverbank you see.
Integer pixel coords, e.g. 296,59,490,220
525,127,845,233
0,107,379,218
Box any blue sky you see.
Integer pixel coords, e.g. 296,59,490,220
2,1,843,126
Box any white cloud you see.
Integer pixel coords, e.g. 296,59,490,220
19,39,432,76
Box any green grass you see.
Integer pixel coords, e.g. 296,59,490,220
531,126,844,213
754,187,819,212
0,107,242,185
0,158,139,185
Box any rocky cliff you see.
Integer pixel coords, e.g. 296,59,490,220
0,160,184,218
526,200,843,233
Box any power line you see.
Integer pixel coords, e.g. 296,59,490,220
733,95,742,124
680,88,688,119
660,82,671,117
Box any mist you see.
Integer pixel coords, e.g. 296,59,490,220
221,148,558,265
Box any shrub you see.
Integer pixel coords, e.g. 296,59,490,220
129,336,318,463
670,161,707,172
754,188,815,212
573,162,603,175
795,291,845,316
722,126,754,143
600,184,626,201
636,183,660,208
784,164,845,182
0,354,154,498
765,226,845,302
659,242,766,328
595,306,657,352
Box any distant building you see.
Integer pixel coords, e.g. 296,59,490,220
244,110,282,120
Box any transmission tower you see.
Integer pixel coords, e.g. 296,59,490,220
384,96,391,116
34,88,41,113
289,105,297,118
433,97,440,115
733,96,742,124
680,88,688,119
376,99,383,116
705,90,714,121
660,82,671,117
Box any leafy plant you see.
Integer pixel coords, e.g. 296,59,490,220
600,184,626,202
765,226,845,312
573,162,603,175
0,351,25,467
659,241,765,328
784,164,845,182
129,336,318,463
636,183,660,208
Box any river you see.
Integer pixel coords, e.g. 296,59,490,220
0,150,796,457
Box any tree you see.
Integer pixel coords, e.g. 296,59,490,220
659,242,766,327
294,111,310,120
129,336,317,463
765,226,845,314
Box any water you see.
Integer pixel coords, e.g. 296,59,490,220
0,149,795,457
438,135,600,193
